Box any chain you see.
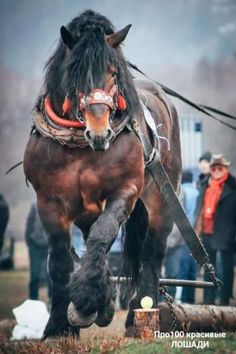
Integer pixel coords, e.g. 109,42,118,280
203,263,223,288
159,285,177,331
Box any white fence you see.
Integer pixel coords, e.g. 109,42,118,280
179,115,202,169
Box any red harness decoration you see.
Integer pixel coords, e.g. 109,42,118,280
117,94,127,111
62,97,73,116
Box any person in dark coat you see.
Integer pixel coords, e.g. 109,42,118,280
25,203,51,300
197,151,212,188
195,154,236,305
0,194,9,253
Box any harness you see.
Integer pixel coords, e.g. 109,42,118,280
33,93,129,148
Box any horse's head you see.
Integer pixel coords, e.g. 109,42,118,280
73,61,127,151
46,11,134,151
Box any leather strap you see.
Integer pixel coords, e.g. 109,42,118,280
130,119,221,288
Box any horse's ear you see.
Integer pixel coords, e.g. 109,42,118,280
106,24,132,48
60,26,78,49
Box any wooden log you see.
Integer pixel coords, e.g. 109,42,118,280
134,309,160,339
159,303,236,332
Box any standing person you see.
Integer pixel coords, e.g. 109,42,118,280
195,154,236,305
197,151,212,188
0,194,9,254
25,203,51,301
178,170,199,304
0,224,15,270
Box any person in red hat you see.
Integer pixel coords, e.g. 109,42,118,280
195,154,236,305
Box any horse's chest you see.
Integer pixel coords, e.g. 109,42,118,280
79,166,121,214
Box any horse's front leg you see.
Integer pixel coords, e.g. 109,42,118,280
38,201,80,338
68,186,138,328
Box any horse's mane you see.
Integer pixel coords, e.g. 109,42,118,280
43,10,142,118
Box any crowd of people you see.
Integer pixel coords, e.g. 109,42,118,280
164,151,236,306
0,151,235,307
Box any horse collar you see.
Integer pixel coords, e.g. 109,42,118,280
33,96,131,149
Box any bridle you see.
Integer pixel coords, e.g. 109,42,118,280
44,84,127,129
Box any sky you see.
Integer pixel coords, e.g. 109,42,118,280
1,0,236,79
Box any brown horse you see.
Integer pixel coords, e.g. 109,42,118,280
23,10,181,337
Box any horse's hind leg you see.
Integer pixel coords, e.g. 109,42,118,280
125,195,173,333
38,201,80,338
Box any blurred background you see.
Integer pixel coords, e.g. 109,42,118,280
0,0,236,319
1,0,236,241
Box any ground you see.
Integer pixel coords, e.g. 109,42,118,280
0,242,236,353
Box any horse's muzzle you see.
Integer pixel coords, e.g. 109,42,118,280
84,128,115,151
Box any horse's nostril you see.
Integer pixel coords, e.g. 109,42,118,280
85,130,92,141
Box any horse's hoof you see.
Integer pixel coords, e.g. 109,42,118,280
95,300,115,327
67,302,97,328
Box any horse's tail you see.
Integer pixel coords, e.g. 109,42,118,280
122,198,148,290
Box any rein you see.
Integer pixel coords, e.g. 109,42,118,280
127,61,236,132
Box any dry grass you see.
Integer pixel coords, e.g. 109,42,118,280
1,332,236,354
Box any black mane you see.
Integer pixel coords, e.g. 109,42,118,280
43,10,141,118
